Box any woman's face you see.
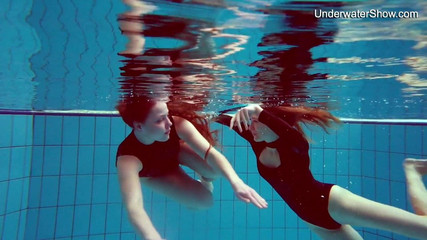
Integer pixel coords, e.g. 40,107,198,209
139,101,172,142
249,117,271,142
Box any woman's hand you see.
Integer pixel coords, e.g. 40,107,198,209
230,104,263,132
231,179,268,209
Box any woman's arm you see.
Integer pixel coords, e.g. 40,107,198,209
174,116,268,209
214,114,254,142
232,104,306,142
117,156,164,240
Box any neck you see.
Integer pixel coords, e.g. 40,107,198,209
133,129,155,145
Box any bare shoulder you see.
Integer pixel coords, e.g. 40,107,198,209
171,115,188,125
117,155,143,175
172,116,193,131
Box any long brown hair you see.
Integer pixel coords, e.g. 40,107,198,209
116,95,156,127
116,96,216,146
267,105,341,140
167,101,217,146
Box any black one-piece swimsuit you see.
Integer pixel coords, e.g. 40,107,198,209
216,109,341,230
116,116,181,178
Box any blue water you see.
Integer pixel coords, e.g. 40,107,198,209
0,0,426,240
1,114,425,240
0,0,425,118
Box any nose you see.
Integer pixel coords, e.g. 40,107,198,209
166,116,173,128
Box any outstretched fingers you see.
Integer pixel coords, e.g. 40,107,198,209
230,113,239,131
404,158,427,176
236,188,268,209
241,108,250,130
230,108,251,132
248,189,268,208
236,111,243,132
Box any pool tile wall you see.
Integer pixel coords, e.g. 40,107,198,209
0,114,425,239
0,115,33,240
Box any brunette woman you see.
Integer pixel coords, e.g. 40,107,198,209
116,97,267,240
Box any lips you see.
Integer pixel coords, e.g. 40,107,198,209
165,129,171,135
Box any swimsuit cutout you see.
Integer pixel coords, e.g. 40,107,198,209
216,109,341,230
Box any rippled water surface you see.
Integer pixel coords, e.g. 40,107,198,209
0,0,425,118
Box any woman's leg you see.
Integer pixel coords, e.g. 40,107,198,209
178,141,219,180
328,185,427,239
142,167,213,210
305,221,362,240
404,158,427,215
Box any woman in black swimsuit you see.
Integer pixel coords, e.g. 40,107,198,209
115,97,267,240
217,104,427,239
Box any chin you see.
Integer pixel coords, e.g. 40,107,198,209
253,136,263,142
158,135,170,142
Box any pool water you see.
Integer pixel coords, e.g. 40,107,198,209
0,0,425,118
0,0,426,239
1,113,425,240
